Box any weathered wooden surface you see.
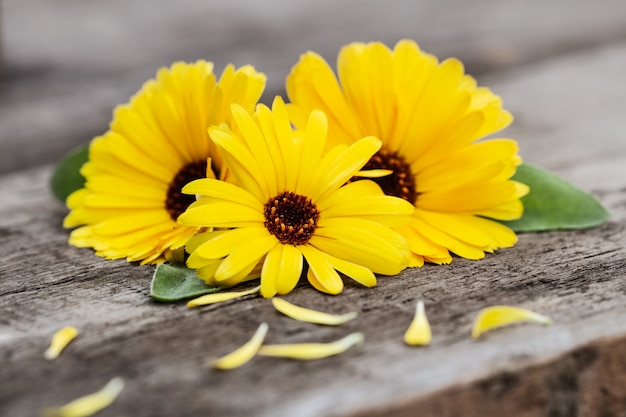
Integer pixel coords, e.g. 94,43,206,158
2,1,626,416
3,0,626,174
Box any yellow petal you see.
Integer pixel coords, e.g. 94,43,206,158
44,326,78,360
354,169,393,178
187,285,260,308
40,377,124,417
258,332,363,360
403,301,432,346
212,323,268,370
471,305,552,339
272,298,358,325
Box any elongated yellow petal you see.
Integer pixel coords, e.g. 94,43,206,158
272,298,357,325
45,326,78,360
187,286,260,307
403,301,431,346
212,323,268,370
258,332,363,360
354,169,393,178
471,305,552,339
40,377,124,417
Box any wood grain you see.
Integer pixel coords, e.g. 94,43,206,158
3,0,626,173
0,169,624,417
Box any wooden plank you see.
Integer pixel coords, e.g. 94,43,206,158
2,27,626,417
3,0,626,173
0,165,624,417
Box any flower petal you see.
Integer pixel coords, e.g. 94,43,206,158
353,169,393,178
258,332,363,360
214,235,277,282
41,377,124,417
275,245,305,296
212,323,268,370
471,305,552,339
182,178,261,209
310,136,382,201
272,298,358,325
178,202,264,228
192,227,271,260
187,286,260,307
44,326,78,360
299,245,344,295
403,301,432,346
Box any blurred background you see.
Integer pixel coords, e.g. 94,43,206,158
2,0,625,175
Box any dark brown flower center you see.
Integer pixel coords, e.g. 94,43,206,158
165,160,210,220
360,148,417,203
264,191,320,245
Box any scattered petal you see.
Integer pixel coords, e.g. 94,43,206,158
403,300,431,346
187,285,260,307
45,326,78,360
258,332,363,360
272,298,358,325
471,305,552,339
212,323,268,370
40,377,124,417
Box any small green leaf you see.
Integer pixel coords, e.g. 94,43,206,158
150,263,224,302
501,163,610,232
50,145,89,202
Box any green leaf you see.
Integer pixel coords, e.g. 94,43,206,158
150,263,224,302
500,163,610,232
50,145,89,202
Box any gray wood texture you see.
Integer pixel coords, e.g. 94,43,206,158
3,0,626,174
1,1,625,416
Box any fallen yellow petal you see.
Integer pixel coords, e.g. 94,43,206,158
45,326,78,360
40,377,124,417
472,305,552,339
403,300,431,346
258,332,363,360
212,322,268,370
187,285,260,308
272,298,358,325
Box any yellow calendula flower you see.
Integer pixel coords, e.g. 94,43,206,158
287,40,529,266
178,96,414,297
64,61,266,264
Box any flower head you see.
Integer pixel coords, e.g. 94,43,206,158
64,61,266,264
178,97,413,297
287,40,529,266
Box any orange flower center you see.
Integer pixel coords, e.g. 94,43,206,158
263,191,320,245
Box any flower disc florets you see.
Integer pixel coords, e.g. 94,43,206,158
360,148,417,204
165,160,208,220
263,191,320,245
